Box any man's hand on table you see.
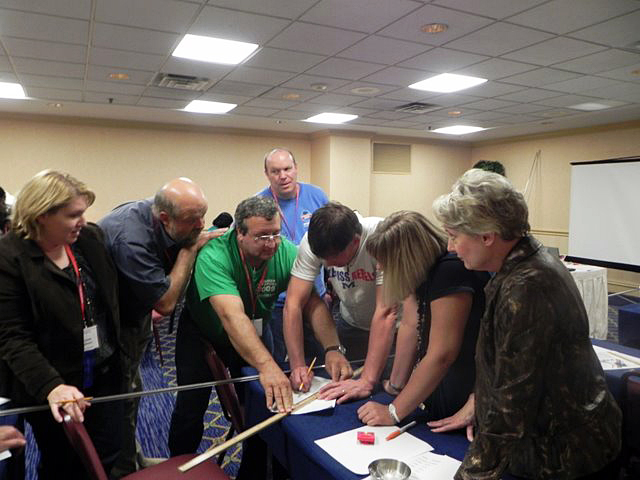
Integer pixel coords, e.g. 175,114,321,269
318,377,374,404
357,401,395,426
259,363,293,413
325,351,352,382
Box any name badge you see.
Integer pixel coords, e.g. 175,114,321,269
83,325,100,352
252,317,263,337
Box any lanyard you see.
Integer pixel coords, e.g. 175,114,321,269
270,184,299,243
64,245,87,326
238,247,269,319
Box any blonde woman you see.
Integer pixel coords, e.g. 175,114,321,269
357,211,489,426
0,171,123,479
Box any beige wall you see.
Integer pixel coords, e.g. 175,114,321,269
0,116,311,224
471,124,640,290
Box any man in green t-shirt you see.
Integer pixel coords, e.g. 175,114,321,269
169,196,351,477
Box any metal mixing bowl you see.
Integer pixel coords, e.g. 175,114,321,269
368,458,412,480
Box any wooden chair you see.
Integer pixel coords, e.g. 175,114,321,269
201,339,245,464
62,415,229,480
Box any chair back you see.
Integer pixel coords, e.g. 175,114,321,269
202,340,245,434
61,415,109,480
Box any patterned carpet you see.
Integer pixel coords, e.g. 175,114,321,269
24,314,241,479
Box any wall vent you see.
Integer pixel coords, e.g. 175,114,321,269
152,73,213,91
395,102,440,114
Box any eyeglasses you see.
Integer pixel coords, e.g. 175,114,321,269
253,233,282,244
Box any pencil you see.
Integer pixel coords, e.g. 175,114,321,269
298,356,317,391
385,420,417,441
58,396,93,405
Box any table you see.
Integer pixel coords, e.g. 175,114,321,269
566,262,608,339
243,340,639,480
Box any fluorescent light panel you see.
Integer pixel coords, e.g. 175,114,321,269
409,73,487,93
0,82,26,99
433,125,485,135
183,100,236,114
173,34,258,65
304,113,358,124
568,102,612,111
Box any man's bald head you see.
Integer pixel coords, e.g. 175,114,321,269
153,177,208,246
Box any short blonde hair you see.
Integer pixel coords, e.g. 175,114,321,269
13,170,95,240
366,211,447,304
433,168,529,240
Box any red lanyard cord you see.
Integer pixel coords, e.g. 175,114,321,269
64,244,87,326
238,246,269,319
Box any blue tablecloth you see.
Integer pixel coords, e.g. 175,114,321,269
243,340,640,480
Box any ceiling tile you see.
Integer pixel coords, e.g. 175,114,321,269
424,93,480,107
465,82,526,98
93,23,180,55
274,110,315,120
84,91,139,105
142,86,199,100
543,76,625,94
24,86,82,102
338,36,429,65
350,117,389,126
446,23,553,56
463,110,514,120
87,65,154,85
90,47,165,71
496,88,563,102
244,98,298,109
507,0,640,34
383,119,423,128
207,80,272,97
461,98,519,110
12,57,85,78
350,97,407,110
197,93,252,104
553,49,640,74
597,62,640,83
280,74,350,92
95,0,200,33
379,4,494,45
159,57,234,79
2,38,86,63
225,66,295,86
454,58,537,80
0,72,18,83
19,74,83,90
495,103,549,114
534,94,608,107
379,88,441,102
300,0,421,34
286,103,333,113
243,48,326,73
0,0,90,18
190,5,291,44
307,92,364,106
332,106,379,116
231,106,280,117
502,37,605,66
205,0,317,19
582,83,640,102
362,66,432,86
431,0,547,19
85,80,146,95
399,47,488,72
0,9,88,44
137,97,189,109
306,58,385,81
369,110,413,120
268,22,366,56
501,67,581,87
570,10,640,48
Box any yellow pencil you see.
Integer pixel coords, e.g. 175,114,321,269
298,356,317,391
59,396,93,405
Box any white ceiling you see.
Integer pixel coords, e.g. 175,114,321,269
1,0,640,142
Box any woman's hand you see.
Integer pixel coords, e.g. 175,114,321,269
427,393,475,441
47,384,91,423
318,378,374,404
357,401,395,426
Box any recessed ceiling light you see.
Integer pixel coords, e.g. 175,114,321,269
304,112,358,124
182,100,236,114
350,86,380,94
568,102,612,111
310,83,328,91
632,69,640,76
47,102,63,108
108,73,129,80
448,110,462,116
282,93,301,100
173,34,258,65
0,82,26,99
409,73,487,93
432,125,485,135
421,23,448,34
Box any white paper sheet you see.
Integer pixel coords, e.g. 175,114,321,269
292,377,336,415
362,452,461,480
593,345,640,370
0,450,11,462
0,397,9,407
315,425,433,474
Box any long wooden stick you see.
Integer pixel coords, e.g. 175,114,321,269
179,365,365,473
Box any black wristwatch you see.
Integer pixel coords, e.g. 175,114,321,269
324,344,347,356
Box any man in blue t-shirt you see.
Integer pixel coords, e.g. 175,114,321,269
256,147,328,362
